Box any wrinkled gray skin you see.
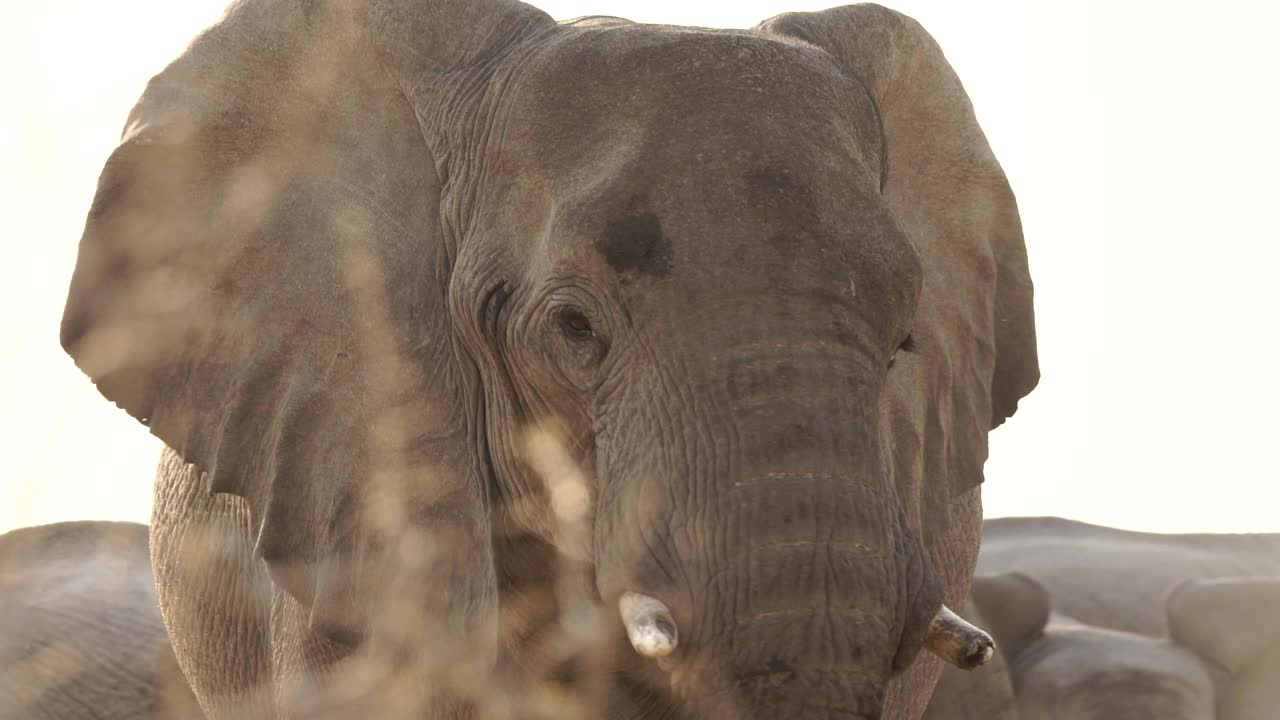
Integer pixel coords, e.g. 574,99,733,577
59,2,1038,719
0,522,203,720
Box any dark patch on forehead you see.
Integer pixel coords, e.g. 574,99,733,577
597,212,673,277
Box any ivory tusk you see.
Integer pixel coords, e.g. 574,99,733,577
619,591,679,658
924,604,996,670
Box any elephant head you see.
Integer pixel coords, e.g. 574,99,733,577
60,1,1037,718
955,572,1280,720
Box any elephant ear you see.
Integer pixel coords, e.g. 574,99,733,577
758,5,1039,504
970,572,1050,661
1167,577,1280,674
60,0,553,661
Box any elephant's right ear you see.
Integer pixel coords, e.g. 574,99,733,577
1167,577,1280,675
59,0,553,671
758,4,1038,512
970,572,1050,661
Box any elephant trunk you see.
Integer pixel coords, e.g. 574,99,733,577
596,370,945,720
678,475,927,720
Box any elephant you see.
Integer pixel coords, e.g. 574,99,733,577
58,2,1039,719
977,517,1280,636
925,519,1280,719
924,573,1280,720
0,521,203,720
974,518,1280,719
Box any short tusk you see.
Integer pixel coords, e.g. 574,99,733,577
924,604,996,670
619,591,679,658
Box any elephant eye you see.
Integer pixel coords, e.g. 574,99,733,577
888,333,918,369
556,307,595,340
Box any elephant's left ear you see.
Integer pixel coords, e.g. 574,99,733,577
758,5,1039,495
58,0,554,678
1167,577,1280,674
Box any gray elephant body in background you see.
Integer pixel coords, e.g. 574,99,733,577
961,573,1222,719
0,521,202,720
977,516,1280,636
925,519,1280,719
59,2,1039,718
951,573,1280,720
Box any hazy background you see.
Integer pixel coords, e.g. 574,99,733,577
2,0,1277,534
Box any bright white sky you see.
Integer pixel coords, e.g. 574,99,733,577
2,1,1277,534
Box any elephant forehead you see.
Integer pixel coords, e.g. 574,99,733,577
544,172,921,321
498,23,884,187
482,24,918,323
